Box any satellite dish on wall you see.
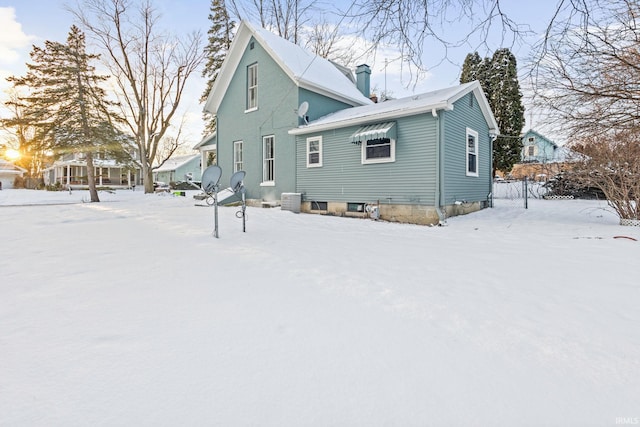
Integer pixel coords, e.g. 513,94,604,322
297,101,309,118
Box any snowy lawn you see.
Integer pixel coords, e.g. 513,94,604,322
1,189,639,426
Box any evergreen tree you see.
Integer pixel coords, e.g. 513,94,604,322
487,48,525,174
201,0,235,135
460,48,525,174
7,26,131,202
460,52,483,84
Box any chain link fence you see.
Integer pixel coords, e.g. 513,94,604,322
492,177,550,208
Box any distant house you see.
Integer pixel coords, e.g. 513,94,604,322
521,129,559,163
290,81,499,224
511,129,578,181
200,20,499,224
153,154,201,185
0,159,26,189
43,151,140,189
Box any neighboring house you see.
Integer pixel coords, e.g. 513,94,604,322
521,129,558,163
153,154,201,185
43,152,140,189
290,81,499,224
511,129,578,181
201,20,373,206
0,159,26,189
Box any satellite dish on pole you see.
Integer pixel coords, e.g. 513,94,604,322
230,170,246,193
297,101,309,124
201,165,222,193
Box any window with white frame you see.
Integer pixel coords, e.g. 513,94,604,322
466,128,479,177
262,135,275,183
527,145,536,156
361,138,395,164
233,141,243,172
247,63,258,111
306,136,322,167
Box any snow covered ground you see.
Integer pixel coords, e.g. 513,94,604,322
1,188,638,426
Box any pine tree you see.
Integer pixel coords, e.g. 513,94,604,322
487,48,525,174
201,0,235,135
460,52,483,84
460,48,524,174
8,26,130,202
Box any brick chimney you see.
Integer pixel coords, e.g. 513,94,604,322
356,64,371,99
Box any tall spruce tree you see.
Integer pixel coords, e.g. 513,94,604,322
460,52,483,84
460,48,524,174
7,26,131,202
488,48,525,174
201,0,235,135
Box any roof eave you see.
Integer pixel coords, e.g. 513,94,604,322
289,102,451,135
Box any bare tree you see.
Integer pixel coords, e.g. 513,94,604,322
228,0,319,43
570,131,640,221
71,0,206,193
530,0,640,139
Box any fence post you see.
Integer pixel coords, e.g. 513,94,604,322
523,176,528,209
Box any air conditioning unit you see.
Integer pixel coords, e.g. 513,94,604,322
281,193,301,213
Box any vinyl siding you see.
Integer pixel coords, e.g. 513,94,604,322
296,114,438,205
297,88,354,125
216,36,298,201
441,93,492,205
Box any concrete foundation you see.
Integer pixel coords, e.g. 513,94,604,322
299,200,485,225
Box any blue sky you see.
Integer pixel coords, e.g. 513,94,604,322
0,0,564,143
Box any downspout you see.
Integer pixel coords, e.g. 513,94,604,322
432,108,445,224
489,133,496,208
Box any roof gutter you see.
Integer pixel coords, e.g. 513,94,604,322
289,101,451,135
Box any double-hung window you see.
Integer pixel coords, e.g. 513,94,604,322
262,135,275,184
306,136,322,167
247,63,258,111
466,128,479,177
362,138,395,164
233,141,243,172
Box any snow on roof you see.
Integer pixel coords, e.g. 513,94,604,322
154,154,199,172
290,81,499,135
0,159,26,173
204,21,372,115
193,132,216,150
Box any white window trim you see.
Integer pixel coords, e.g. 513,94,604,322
233,140,243,173
246,63,258,112
262,135,275,184
466,127,479,177
306,136,323,168
361,138,396,165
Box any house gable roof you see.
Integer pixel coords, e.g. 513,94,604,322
0,159,27,173
203,20,372,115
155,154,200,172
193,132,217,150
290,81,499,135
522,129,559,148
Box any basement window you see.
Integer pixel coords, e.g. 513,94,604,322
347,202,365,212
310,201,327,211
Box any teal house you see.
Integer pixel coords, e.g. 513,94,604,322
290,82,499,224
521,129,559,163
201,20,372,206
153,154,201,185
201,20,499,224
